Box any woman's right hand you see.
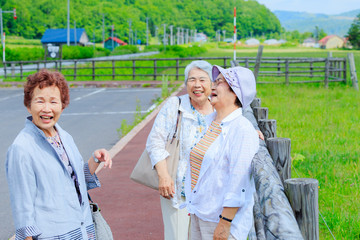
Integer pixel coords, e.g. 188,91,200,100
155,160,175,199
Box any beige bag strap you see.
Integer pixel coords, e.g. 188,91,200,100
171,97,182,141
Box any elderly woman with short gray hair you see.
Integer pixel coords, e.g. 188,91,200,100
146,60,214,239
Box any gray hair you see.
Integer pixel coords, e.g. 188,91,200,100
184,60,213,84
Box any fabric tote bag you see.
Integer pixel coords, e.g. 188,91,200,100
130,98,182,190
88,194,113,240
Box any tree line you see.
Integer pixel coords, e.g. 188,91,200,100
1,0,281,43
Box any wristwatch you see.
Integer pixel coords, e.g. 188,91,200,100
92,152,100,163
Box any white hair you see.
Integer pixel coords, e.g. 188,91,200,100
184,60,213,84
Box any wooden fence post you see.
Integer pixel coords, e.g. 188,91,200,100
285,59,289,85
310,62,313,78
267,138,291,184
277,57,281,76
73,60,77,81
254,45,264,81
92,61,95,80
224,58,227,68
328,52,333,79
245,57,249,68
253,107,268,122
132,60,136,80
20,62,23,80
348,52,359,90
324,57,329,88
112,60,115,80
154,60,157,80
251,98,261,109
258,119,277,141
343,58,347,84
284,178,319,240
11,63,15,78
176,59,179,80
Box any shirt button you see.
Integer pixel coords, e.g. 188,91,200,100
242,189,245,192
81,222,84,225
189,201,192,203
193,190,196,193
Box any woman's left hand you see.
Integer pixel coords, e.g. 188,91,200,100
213,220,231,240
256,130,264,140
93,149,112,169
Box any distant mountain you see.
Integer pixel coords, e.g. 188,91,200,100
274,9,360,37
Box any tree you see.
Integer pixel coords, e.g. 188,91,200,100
347,13,360,49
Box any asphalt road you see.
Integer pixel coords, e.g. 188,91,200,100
0,87,162,239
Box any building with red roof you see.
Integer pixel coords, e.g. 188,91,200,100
318,35,344,49
104,37,128,51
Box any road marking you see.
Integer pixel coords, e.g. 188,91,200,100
73,88,106,101
62,104,157,116
0,93,23,102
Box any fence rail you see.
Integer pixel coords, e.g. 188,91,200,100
2,57,231,81
232,56,347,86
2,55,347,87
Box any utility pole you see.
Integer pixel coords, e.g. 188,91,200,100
169,25,173,45
135,30,137,45
74,20,76,46
111,24,114,50
163,23,166,50
102,14,105,47
128,19,132,45
67,0,70,46
223,30,226,41
177,27,180,45
1,8,17,62
155,26,159,45
146,17,149,46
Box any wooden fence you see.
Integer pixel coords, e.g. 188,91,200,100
245,98,319,240
232,56,347,86
2,57,231,81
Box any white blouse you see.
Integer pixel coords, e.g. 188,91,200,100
146,94,208,208
183,108,259,240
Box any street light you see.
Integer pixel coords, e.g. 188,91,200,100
0,8,17,62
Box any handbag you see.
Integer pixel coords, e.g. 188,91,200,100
88,194,114,240
130,97,182,190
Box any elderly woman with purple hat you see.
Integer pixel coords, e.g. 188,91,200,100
183,66,259,240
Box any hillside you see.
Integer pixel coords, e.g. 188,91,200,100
0,0,281,42
274,9,360,37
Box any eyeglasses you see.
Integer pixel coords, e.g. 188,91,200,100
213,78,226,87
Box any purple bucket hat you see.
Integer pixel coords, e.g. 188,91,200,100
212,65,256,109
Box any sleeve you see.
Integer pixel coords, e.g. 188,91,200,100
6,144,42,239
84,162,101,190
222,122,259,208
146,97,179,168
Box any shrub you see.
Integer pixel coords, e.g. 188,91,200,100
62,46,94,59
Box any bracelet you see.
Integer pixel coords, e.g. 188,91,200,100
219,214,233,223
92,152,100,163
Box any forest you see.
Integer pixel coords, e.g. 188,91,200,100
0,0,281,43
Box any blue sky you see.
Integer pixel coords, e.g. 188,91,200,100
256,0,360,15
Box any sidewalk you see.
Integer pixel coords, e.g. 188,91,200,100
91,86,187,239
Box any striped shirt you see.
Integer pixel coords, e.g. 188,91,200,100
190,121,222,190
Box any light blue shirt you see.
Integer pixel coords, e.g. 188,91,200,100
184,108,259,240
6,117,100,239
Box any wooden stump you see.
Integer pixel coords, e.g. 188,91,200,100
251,98,261,109
258,119,276,141
267,138,291,184
253,107,268,122
284,178,319,240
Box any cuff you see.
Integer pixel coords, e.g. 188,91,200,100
16,225,41,240
84,163,101,190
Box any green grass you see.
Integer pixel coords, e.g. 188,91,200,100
256,83,360,239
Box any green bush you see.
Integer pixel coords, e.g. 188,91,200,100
1,47,44,61
111,45,139,55
62,46,94,59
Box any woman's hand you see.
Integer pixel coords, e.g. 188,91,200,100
25,237,33,240
213,220,231,240
256,130,264,140
88,148,112,174
155,160,175,199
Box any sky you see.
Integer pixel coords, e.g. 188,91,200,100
256,0,360,15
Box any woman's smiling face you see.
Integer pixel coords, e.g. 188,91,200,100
27,85,63,137
210,73,237,109
186,68,212,105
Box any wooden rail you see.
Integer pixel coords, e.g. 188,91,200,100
231,55,347,86
245,98,319,240
2,57,231,81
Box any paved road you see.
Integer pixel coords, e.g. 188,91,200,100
0,87,161,239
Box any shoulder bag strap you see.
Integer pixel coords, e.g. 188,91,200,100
172,97,182,141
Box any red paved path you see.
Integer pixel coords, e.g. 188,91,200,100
91,87,187,239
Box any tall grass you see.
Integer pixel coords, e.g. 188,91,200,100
257,83,360,239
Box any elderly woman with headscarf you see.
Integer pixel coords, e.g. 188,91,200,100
184,66,259,240
146,60,214,239
6,69,112,240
